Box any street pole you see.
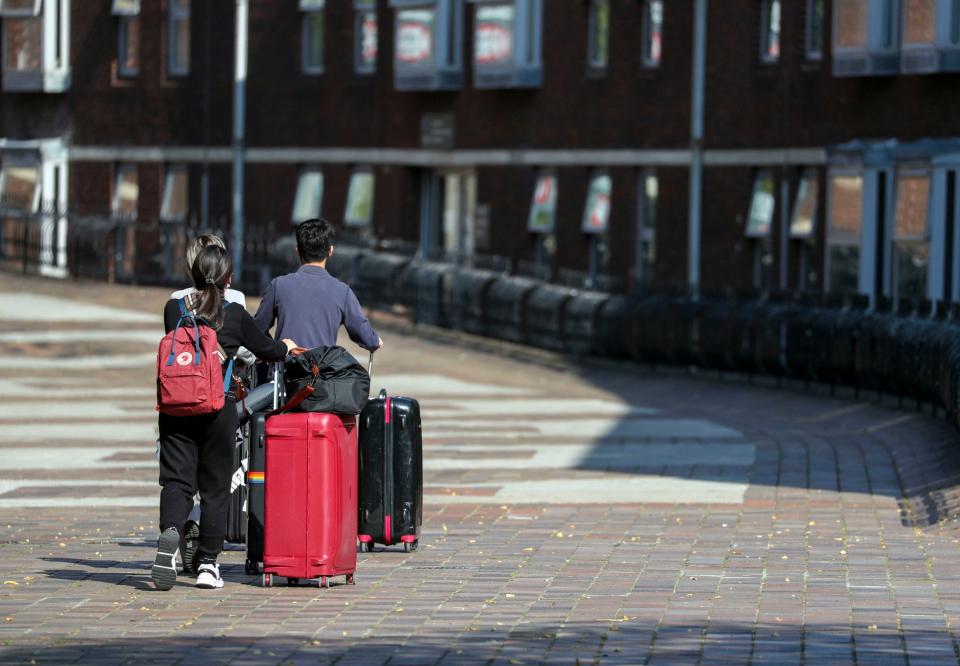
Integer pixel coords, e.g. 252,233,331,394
688,0,707,299
232,0,249,282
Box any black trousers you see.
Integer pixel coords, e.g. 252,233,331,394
158,400,237,559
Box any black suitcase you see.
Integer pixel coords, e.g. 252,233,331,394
225,421,249,544
358,390,423,552
244,412,267,574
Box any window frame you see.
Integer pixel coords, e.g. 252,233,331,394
160,164,188,222
301,7,325,75
471,0,542,88
292,168,324,224
805,0,824,60
824,168,865,295
1,0,70,93
354,0,378,74
640,0,663,68
634,169,658,290
167,0,190,78
586,0,609,71
759,0,782,64
900,0,960,73
891,165,933,302
0,0,40,17
390,0,464,91
832,0,900,76
117,14,140,78
344,169,376,227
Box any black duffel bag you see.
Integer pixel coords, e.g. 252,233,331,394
284,346,370,415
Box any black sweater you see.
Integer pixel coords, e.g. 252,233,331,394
163,299,288,362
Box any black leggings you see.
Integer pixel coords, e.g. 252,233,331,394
158,402,238,559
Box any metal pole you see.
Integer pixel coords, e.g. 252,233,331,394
687,0,707,299
232,0,249,281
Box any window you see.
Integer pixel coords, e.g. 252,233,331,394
301,0,324,74
635,171,657,289
292,169,323,223
390,0,464,90
791,168,819,291
1,0,69,92
354,0,377,74
528,172,557,233
583,173,612,285
112,164,138,220
160,165,188,221
472,0,542,87
587,0,609,70
833,0,900,76
826,172,863,295
345,171,375,226
790,168,818,239
0,162,40,212
892,168,931,302
746,170,775,238
641,0,663,67
113,0,140,78
900,0,960,73
167,0,190,77
760,0,781,63
582,173,611,234
805,0,824,60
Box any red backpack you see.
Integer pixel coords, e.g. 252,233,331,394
156,299,234,416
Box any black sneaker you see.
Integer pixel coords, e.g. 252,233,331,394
151,527,180,591
181,520,200,575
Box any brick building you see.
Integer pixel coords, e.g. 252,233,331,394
0,0,958,305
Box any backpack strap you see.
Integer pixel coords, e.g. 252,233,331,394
167,298,201,367
223,357,235,395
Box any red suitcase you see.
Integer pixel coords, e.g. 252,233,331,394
261,412,358,588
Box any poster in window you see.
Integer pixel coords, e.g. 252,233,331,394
746,172,775,237
582,175,612,234
397,9,434,65
475,5,514,66
345,173,375,226
528,175,557,233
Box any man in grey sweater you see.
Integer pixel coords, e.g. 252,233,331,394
254,218,382,353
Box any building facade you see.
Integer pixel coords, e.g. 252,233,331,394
1,0,958,305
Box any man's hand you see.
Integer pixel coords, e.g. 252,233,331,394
376,337,384,351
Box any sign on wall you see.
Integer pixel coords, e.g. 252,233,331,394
582,174,612,234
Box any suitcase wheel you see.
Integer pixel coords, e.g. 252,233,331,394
261,573,273,587
287,577,299,587
359,541,372,553
346,574,356,585
403,540,418,553
320,576,328,588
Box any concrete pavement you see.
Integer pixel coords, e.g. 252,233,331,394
1,273,960,664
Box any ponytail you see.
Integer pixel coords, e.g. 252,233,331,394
190,245,232,329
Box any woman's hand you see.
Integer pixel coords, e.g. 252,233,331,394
282,338,299,353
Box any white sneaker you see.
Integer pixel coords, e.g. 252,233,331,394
195,562,223,589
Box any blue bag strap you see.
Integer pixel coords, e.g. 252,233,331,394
167,298,201,366
223,357,235,394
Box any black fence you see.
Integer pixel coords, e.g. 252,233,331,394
2,214,957,430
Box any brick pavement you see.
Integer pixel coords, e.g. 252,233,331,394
1,274,960,664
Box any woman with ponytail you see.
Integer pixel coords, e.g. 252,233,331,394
153,245,300,591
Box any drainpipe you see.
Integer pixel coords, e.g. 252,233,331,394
231,0,249,281
687,0,707,299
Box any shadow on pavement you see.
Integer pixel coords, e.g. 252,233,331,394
0,619,941,664
41,558,155,590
